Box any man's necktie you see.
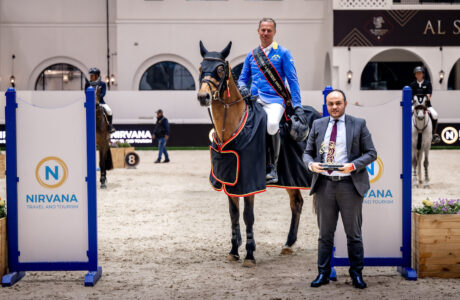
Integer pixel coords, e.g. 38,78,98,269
326,119,338,174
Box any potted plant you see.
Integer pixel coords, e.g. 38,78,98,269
0,198,7,277
413,198,460,278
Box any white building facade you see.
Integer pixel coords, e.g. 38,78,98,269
0,0,459,146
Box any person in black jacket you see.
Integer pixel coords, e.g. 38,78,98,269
153,109,170,163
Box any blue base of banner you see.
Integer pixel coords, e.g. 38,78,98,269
397,266,417,281
329,267,337,281
84,266,102,287
2,271,26,287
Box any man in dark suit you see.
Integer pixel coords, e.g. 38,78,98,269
303,89,377,289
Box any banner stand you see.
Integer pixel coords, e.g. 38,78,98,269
322,86,417,281
1,87,102,287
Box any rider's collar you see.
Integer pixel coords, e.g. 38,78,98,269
417,79,424,85
261,41,278,55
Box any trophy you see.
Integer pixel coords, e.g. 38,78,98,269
319,141,344,171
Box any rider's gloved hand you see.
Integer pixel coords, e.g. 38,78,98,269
239,86,251,100
294,106,307,124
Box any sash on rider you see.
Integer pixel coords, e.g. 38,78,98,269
252,46,295,118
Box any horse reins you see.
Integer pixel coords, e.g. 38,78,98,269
200,57,249,147
413,105,429,133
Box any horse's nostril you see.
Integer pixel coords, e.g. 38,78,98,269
205,93,210,100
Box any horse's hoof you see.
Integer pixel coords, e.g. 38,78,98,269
227,254,240,262
424,184,430,189
100,184,107,189
242,259,256,268
280,246,294,255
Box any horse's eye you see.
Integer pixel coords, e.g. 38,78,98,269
217,66,224,78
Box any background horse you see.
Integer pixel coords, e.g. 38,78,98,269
95,86,113,188
412,94,432,188
197,41,305,268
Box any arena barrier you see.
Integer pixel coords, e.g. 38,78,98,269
1,87,101,287
322,86,416,280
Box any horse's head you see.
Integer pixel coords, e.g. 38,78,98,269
413,104,427,121
197,41,232,107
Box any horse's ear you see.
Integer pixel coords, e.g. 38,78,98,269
221,41,232,59
199,41,208,57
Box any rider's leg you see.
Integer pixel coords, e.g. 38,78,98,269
101,104,115,133
257,100,284,183
428,107,440,144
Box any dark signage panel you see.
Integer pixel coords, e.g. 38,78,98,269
110,124,213,147
0,123,213,148
334,10,460,46
1,122,455,147
438,123,460,146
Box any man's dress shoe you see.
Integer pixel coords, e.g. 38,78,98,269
310,273,330,288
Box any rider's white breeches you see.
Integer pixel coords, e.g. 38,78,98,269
257,99,284,135
101,104,112,116
428,107,438,120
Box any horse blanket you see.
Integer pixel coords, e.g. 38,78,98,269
210,102,321,197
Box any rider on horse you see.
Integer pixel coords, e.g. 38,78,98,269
237,17,306,184
410,66,440,144
85,67,115,133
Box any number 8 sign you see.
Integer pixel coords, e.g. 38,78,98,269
124,152,140,168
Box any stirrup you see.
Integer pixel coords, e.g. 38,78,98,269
266,175,278,184
266,167,278,183
431,134,441,145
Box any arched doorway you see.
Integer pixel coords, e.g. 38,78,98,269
139,61,195,90
360,49,431,90
448,58,460,90
35,63,86,90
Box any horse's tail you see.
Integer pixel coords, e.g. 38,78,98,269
417,132,422,150
105,147,114,171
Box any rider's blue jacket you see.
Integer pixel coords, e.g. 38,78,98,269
238,42,301,108
85,80,107,104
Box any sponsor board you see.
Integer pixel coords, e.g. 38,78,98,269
334,98,404,259
438,123,460,146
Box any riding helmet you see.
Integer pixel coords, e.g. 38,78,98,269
89,67,101,77
413,66,425,74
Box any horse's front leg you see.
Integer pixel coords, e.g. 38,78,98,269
99,147,107,189
227,196,241,261
423,150,430,188
417,151,423,188
412,148,418,186
242,195,256,267
281,189,304,255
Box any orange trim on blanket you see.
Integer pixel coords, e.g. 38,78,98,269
209,146,240,186
209,176,223,192
213,104,249,151
223,185,266,198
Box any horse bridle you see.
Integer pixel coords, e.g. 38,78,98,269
413,104,429,132
200,57,247,146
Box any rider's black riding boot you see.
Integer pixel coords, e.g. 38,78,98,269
431,118,440,144
108,115,116,133
266,131,280,184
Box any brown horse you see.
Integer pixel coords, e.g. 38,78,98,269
197,41,304,267
95,86,113,188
